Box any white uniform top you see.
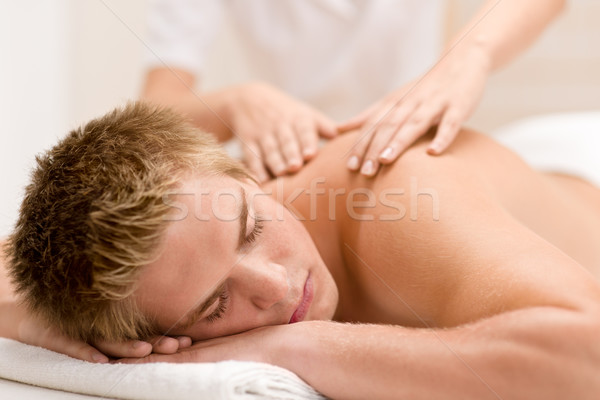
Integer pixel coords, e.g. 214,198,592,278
146,0,445,120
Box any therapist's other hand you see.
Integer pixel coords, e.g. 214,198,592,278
229,82,337,182
8,301,191,362
339,45,490,177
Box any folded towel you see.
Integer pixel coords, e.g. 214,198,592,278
0,338,324,400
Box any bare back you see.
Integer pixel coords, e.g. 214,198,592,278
272,129,600,327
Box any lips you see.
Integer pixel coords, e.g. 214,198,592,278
289,273,313,324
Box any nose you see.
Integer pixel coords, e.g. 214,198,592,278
234,261,289,310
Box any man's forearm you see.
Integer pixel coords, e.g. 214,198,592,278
0,241,14,302
448,0,565,72
281,306,600,400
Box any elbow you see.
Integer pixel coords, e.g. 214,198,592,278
469,307,600,398
518,308,600,396
561,309,600,394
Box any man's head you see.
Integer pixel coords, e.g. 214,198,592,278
7,102,251,341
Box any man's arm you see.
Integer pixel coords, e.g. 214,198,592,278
281,306,600,399
128,304,599,399
0,242,13,302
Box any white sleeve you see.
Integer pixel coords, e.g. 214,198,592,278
144,0,223,74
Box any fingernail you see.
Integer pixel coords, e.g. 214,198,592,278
92,352,108,363
288,157,302,168
429,142,441,154
360,160,374,176
132,340,146,349
380,147,393,161
347,156,360,170
303,147,316,158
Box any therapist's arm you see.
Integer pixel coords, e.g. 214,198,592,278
447,0,565,71
142,68,337,183
142,68,233,142
341,0,566,176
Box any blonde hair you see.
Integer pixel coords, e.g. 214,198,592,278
7,102,251,341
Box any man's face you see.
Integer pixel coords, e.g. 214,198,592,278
134,174,338,341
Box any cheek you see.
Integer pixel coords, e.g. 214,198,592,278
271,218,315,262
257,197,317,261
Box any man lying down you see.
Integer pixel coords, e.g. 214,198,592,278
1,102,600,399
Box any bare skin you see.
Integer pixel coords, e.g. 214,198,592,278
2,128,599,398
126,128,600,399
285,129,600,328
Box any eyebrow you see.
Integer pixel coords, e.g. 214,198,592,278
174,187,248,331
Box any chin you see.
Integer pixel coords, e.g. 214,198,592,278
313,266,339,321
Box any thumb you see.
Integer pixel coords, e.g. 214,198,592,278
337,104,378,133
242,142,269,183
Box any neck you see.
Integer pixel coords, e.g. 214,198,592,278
261,135,366,320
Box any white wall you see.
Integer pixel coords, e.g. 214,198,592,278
0,0,147,236
459,0,600,131
0,1,72,236
1,0,599,237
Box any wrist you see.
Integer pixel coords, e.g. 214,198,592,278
269,320,331,372
444,36,493,75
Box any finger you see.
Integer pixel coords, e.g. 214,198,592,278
176,336,192,349
42,333,109,363
314,113,337,139
345,101,406,172
242,142,269,183
94,338,152,359
337,103,378,133
379,106,443,163
427,109,463,155
276,124,303,172
114,351,189,365
294,119,319,160
150,335,180,354
260,134,287,177
358,125,398,177
362,102,418,167
66,342,110,364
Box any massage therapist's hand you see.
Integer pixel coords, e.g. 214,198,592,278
338,45,490,177
228,82,337,182
2,301,192,363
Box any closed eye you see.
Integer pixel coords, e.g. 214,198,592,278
244,215,264,245
205,290,229,323
205,216,264,323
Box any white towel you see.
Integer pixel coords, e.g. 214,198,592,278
0,338,324,400
491,111,600,187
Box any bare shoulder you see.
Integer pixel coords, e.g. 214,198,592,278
307,129,600,327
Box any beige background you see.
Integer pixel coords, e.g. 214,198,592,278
1,0,599,236
450,0,600,130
